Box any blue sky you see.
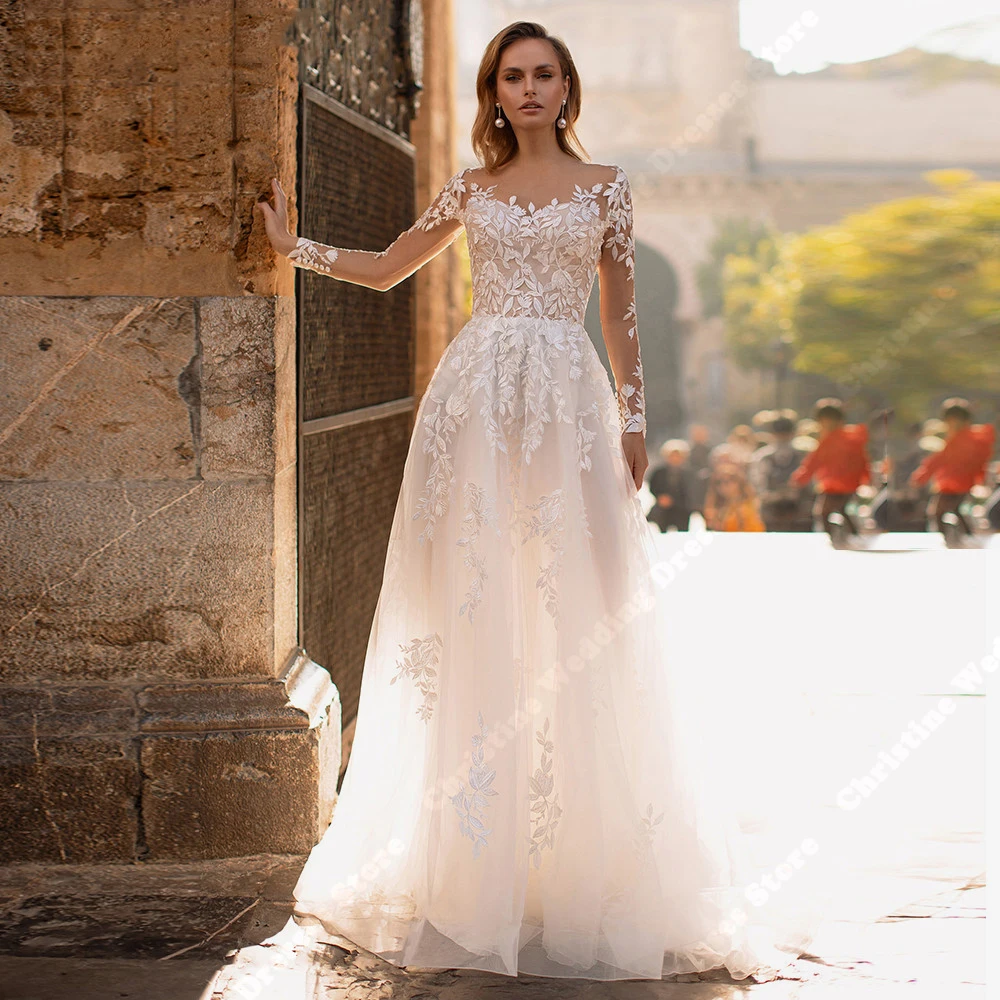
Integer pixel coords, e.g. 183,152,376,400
740,0,1000,73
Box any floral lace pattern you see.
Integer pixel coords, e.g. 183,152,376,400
451,710,498,858
284,163,645,436
518,488,568,622
288,239,339,270
457,482,498,622
598,170,646,435
284,165,806,979
461,178,606,324
389,632,442,722
411,315,606,546
528,717,562,869
461,166,645,436
284,169,467,289
635,801,665,870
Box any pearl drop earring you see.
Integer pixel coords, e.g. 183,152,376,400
494,103,505,128
556,100,567,129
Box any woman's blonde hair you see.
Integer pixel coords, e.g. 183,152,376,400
472,21,589,171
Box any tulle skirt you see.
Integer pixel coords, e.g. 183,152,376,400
291,314,825,980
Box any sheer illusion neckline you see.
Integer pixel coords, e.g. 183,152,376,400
463,166,620,219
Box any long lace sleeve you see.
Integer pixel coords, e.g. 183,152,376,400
598,165,646,436
286,168,469,292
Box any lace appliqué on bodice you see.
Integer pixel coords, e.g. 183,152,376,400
285,163,646,437
461,178,606,325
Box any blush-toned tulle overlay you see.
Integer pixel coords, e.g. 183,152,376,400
288,165,825,980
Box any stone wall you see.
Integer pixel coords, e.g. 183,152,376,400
0,0,300,298
411,0,466,396
752,76,1000,167
0,0,321,863
2,0,459,863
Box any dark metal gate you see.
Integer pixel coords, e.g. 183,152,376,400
296,83,419,728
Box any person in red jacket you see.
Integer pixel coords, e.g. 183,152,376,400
790,398,871,536
909,397,996,536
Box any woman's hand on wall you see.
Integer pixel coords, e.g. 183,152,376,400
255,178,298,257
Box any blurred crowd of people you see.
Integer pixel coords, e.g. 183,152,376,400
644,397,998,540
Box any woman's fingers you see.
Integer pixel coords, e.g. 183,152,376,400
256,200,274,224
255,179,295,254
275,181,290,228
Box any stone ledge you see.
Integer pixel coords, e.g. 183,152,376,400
0,650,341,863
140,645,336,734
0,648,335,738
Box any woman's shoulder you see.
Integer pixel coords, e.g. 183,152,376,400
458,161,624,186
459,165,492,186
575,162,626,188
591,162,628,183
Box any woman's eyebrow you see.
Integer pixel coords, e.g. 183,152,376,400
500,63,556,72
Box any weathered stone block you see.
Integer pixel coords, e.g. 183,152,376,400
0,480,275,684
0,652,340,863
0,296,196,481
0,736,139,863
65,12,153,84
141,730,321,860
0,686,137,739
63,84,156,163
199,296,279,478
138,653,340,860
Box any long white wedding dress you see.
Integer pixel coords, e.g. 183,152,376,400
284,163,822,980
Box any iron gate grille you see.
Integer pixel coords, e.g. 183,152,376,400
297,83,418,726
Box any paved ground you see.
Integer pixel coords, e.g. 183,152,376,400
0,848,986,999
3,534,992,998
0,692,985,1000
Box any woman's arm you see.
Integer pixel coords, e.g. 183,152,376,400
598,165,648,491
598,165,646,438
255,170,468,292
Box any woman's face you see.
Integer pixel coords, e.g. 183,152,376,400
495,38,569,130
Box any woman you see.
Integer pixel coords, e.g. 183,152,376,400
257,20,817,982
703,464,767,532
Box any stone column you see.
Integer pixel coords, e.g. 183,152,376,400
0,0,339,862
412,0,469,401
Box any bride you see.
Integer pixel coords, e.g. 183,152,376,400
256,19,822,982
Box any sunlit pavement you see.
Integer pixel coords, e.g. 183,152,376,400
1,532,992,998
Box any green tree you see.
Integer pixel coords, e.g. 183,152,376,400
720,233,794,372
722,170,1000,419
696,216,775,319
